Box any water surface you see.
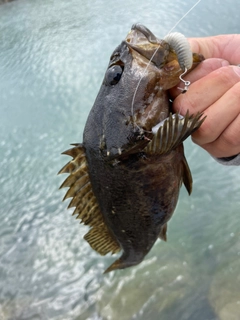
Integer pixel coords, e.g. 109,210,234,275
0,0,240,319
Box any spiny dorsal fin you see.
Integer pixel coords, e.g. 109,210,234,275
59,143,120,255
145,112,205,155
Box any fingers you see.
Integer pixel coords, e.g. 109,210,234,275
173,65,240,115
191,81,240,157
172,65,240,158
170,58,230,99
188,35,240,64
170,35,240,159
201,112,240,158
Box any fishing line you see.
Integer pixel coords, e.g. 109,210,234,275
166,0,202,35
130,0,202,125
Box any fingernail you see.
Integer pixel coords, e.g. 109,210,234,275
233,65,240,77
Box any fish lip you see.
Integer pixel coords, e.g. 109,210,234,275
125,23,163,47
125,24,178,68
130,24,160,44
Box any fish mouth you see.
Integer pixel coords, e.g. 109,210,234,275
125,24,178,68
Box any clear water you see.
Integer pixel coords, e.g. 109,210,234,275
0,0,240,319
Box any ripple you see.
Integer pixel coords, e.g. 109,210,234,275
0,0,240,319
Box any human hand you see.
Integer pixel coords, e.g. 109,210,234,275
170,35,240,158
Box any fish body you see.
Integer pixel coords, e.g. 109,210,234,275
59,24,204,273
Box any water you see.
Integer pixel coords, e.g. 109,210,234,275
0,0,240,319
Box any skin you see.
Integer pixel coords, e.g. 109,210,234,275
169,35,240,158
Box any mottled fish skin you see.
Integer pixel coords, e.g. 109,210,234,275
60,24,205,273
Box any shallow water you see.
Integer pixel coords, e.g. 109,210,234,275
0,0,240,319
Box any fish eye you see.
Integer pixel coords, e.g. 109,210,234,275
104,65,123,86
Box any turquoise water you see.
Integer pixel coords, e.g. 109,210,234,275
0,0,240,319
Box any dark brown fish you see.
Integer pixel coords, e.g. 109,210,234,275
59,24,205,273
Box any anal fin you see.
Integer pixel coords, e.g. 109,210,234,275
84,223,120,256
159,223,168,242
59,144,120,255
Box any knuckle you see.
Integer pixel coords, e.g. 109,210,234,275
201,58,229,73
230,81,240,97
221,127,240,149
191,122,210,146
215,66,240,86
194,117,214,141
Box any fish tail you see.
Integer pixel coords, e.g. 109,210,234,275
103,258,123,274
103,252,144,273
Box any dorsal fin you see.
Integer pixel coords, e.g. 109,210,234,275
59,144,120,255
144,112,205,155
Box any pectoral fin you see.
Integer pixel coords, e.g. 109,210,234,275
145,111,205,155
59,144,120,255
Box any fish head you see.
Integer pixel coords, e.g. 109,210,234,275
83,24,203,158
125,24,185,90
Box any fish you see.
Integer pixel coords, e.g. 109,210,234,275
59,24,205,273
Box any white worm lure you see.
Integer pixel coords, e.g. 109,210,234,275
164,32,193,71
131,0,202,110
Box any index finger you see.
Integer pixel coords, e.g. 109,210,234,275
189,35,240,64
